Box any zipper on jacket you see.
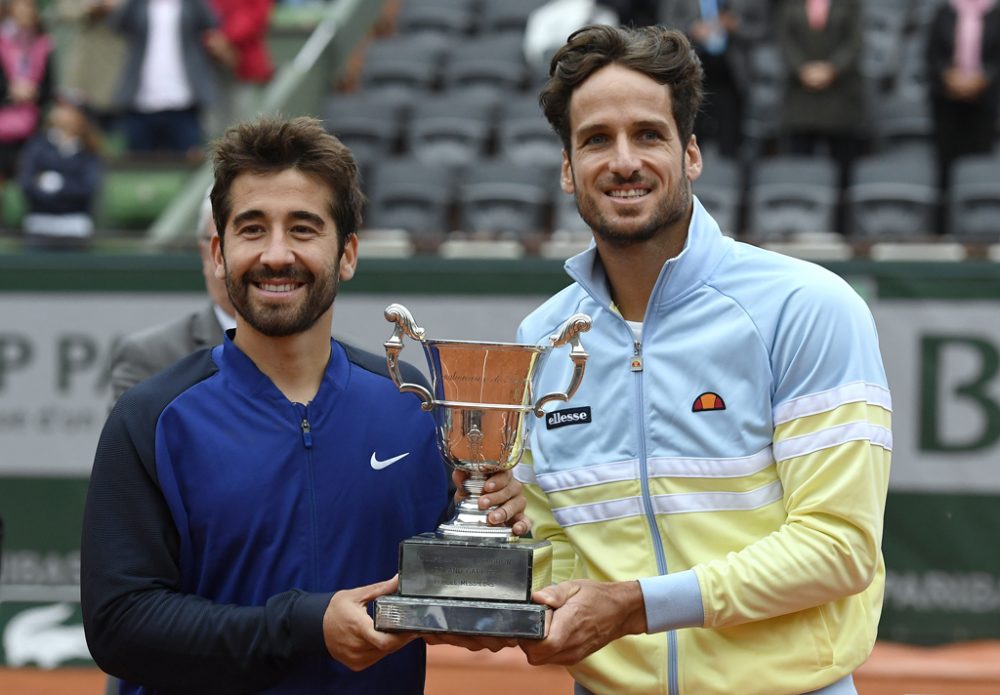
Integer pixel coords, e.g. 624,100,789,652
297,404,320,587
632,343,681,695
630,340,643,371
300,418,313,448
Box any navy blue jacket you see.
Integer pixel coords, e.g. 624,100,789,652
81,334,448,694
17,132,103,215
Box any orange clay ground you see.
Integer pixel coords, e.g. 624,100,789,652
2,641,1000,694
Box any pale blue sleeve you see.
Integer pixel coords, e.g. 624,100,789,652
637,569,705,633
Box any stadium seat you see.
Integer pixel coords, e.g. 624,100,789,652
496,95,561,173
441,34,527,103
323,92,405,164
395,0,479,38
746,155,839,239
406,92,495,169
457,158,551,237
742,43,785,157
860,4,907,83
365,157,455,243
844,148,939,239
947,154,1000,241
872,91,934,152
479,0,546,36
694,150,743,236
551,186,588,235
358,35,445,103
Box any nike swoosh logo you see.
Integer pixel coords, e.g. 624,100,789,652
370,451,410,470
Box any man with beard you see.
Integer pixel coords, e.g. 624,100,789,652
81,116,527,694
512,26,891,695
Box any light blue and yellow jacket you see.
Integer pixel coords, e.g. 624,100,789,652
515,199,892,695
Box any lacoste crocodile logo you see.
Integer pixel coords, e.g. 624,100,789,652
370,451,411,470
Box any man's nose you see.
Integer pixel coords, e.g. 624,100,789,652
608,136,641,178
260,231,295,266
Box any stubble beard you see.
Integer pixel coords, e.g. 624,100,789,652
225,257,341,338
574,161,691,249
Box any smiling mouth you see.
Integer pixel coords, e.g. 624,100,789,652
607,189,650,199
254,281,302,293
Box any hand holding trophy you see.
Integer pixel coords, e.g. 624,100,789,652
374,304,591,639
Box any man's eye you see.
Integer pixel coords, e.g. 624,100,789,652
584,134,608,146
291,225,317,236
639,130,662,141
238,225,264,236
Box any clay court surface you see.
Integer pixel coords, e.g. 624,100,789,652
2,641,999,694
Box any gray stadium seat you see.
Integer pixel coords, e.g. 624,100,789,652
694,151,742,236
366,157,455,243
458,159,551,236
947,154,1000,240
746,155,839,239
407,92,495,169
845,148,939,239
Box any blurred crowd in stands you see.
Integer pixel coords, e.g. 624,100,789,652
0,0,278,248
2,0,1000,254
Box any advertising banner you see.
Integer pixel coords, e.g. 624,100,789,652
1,286,999,665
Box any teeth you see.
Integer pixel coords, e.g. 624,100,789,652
259,283,297,292
608,189,649,198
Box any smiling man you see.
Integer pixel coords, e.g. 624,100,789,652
513,25,892,695
81,116,527,694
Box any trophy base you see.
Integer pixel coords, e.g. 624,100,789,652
374,595,550,639
397,533,552,601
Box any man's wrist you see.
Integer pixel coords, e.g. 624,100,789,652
616,580,648,636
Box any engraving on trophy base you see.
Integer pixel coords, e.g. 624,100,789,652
398,534,552,601
374,595,550,639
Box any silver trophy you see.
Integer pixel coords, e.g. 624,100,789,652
374,303,591,639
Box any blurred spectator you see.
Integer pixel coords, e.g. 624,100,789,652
926,0,1000,191
775,0,865,194
108,0,221,157
661,0,765,159
205,0,275,137
524,0,619,77
109,194,232,399
17,98,103,249
0,0,54,184
53,0,127,134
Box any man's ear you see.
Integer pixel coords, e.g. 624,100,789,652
560,150,575,194
211,233,226,280
685,135,703,183
339,233,359,282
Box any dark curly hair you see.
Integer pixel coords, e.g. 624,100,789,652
540,24,704,154
209,116,364,247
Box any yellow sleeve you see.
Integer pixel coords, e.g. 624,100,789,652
516,451,578,584
695,400,891,627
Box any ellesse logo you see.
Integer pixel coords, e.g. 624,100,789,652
692,392,726,412
546,406,592,430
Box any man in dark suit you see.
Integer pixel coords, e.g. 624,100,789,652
109,197,235,400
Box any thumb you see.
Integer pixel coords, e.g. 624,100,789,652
532,581,581,609
351,574,400,604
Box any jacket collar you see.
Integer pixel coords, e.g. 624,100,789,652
563,196,732,315
215,330,348,412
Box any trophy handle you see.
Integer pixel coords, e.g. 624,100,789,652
384,304,434,411
532,313,592,417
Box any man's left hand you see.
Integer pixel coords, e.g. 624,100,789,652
453,469,530,536
518,579,647,666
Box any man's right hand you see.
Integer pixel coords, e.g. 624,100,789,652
323,576,416,671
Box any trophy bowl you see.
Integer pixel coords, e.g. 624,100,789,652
384,304,591,541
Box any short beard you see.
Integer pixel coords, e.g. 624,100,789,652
574,159,691,249
225,257,341,338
